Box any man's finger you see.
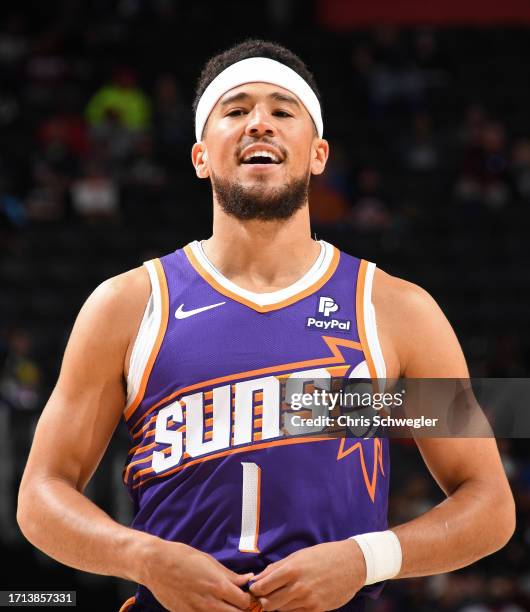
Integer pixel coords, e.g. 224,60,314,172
250,566,293,597
256,584,299,611
219,580,254,610
228,571,255,585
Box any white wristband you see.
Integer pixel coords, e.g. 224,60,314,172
350,530,402,585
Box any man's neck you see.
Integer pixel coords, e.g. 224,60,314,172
202,206,321,293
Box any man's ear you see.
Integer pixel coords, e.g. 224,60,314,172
310,138,329,176
191,143,210,178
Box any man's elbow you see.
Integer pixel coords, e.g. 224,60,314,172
17,482,35,541
17,483,33,540
490,487,516,552
17,478,42,546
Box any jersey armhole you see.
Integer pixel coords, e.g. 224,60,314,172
357,261,387,382
124,259,168,418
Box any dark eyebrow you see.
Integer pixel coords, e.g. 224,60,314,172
269,91,301,108
219,91,251,106
219,90,301,108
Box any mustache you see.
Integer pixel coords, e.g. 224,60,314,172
235,137,288,160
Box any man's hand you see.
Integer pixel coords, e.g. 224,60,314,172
249,540,365,611
142,539,254,612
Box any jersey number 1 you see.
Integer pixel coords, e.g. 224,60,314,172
239,462,261,553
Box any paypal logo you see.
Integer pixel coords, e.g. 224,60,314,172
318,296,339,317
306,296,352,332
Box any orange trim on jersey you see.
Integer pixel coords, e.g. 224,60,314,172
183,244,340,313
356,260,378,389
119,596,136,612
124,424,186,481
130,335,363,437
336,437,385,502
240,465,262,553
124,441,164,480
131,435,333,489
124,259,170,422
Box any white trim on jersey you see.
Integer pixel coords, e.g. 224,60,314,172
363,262,387,380
189,239,334,307
125,260,162,410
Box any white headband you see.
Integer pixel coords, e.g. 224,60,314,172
194,57,323,142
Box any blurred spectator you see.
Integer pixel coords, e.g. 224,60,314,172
309,175,350,226
124,135,167,192
38,112,90,161
0,14,28,68
349,44,375,114
25,161,67,223
0,192,26,229
369,26,424,116
455,120,511,212
152,74,190,155
86,67,151,131
412,29,452,90
401,112,440,172
25,32,70,110
350,167,391,231
309,144,352,226
457,104,488,147
0,328,41,411
86,68,151,163
121,135,168,223
71,161,119,222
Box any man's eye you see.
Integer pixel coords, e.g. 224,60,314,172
273,111,292,118
227,109,246,117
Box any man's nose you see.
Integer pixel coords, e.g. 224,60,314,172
245,108,276,138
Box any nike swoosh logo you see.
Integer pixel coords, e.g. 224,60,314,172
175,301,226,319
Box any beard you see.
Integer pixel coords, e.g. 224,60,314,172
210,171,309,221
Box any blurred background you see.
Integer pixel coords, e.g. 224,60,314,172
1,1,530,610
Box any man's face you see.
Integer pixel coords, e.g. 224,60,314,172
192,82,328,220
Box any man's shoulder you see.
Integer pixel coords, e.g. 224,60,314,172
372,267,435,316
97,265,151,301
82,265,151,342
371,266,467,377
87,265,150,320
81,266,152,380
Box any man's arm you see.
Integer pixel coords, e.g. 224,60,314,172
250,270,515,611
17,268,252,612
376,272,516,576
17,270,149,579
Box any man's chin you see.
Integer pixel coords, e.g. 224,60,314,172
211,171,309,221
238,182,282,198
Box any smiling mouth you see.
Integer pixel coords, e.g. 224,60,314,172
241,156,281,165
240,148,284,165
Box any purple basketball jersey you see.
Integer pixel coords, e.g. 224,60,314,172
121,240,389,611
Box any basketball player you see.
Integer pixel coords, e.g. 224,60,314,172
17,40,515,612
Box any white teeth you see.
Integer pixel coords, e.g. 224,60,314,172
242,150,280,163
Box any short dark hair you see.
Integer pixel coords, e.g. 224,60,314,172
193,39,321,121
